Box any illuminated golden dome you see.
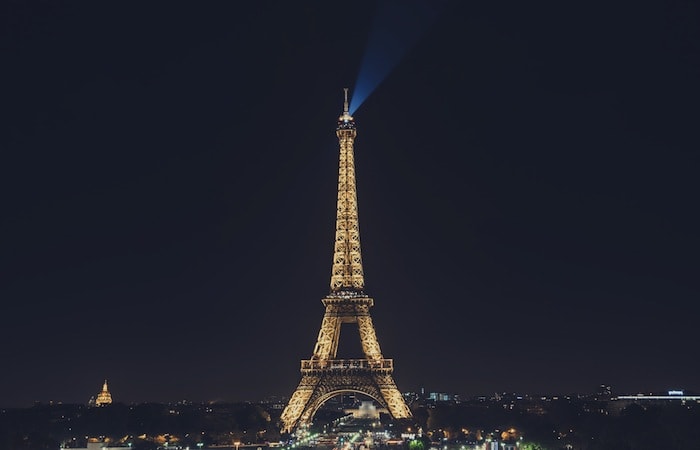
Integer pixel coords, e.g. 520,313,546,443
95,379,112,405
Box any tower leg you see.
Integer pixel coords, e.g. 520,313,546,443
375,374,413,418
312,312,341,360
357,315,383,361
282,371,412,433
280,375,320,433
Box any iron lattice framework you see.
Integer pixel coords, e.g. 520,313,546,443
280,90,412,433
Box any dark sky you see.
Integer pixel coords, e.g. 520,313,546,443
2,1,699,407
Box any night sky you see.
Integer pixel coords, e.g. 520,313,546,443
2,1,699,407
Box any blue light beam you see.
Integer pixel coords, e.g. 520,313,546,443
350,0,445,115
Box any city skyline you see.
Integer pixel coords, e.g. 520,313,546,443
20,375,700,408
2,1,698,407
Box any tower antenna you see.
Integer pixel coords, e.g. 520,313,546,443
343,87,349,113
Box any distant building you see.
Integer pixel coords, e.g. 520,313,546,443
615,390,700,404
344,400,386,419
94,380,113,406
61,439,129,450
428,392,451,402
610,390,700,413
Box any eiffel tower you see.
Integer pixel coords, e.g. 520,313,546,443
280,89,412,433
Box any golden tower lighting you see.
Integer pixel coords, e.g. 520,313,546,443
280,89,412,433
95,379,112,406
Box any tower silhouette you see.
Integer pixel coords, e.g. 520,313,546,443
280,89,412,433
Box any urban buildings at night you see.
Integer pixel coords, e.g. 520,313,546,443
1,383,698,450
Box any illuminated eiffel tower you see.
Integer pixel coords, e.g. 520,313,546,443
280,89,412,433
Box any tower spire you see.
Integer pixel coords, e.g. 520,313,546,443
331,88,363,291
343,87,349,113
